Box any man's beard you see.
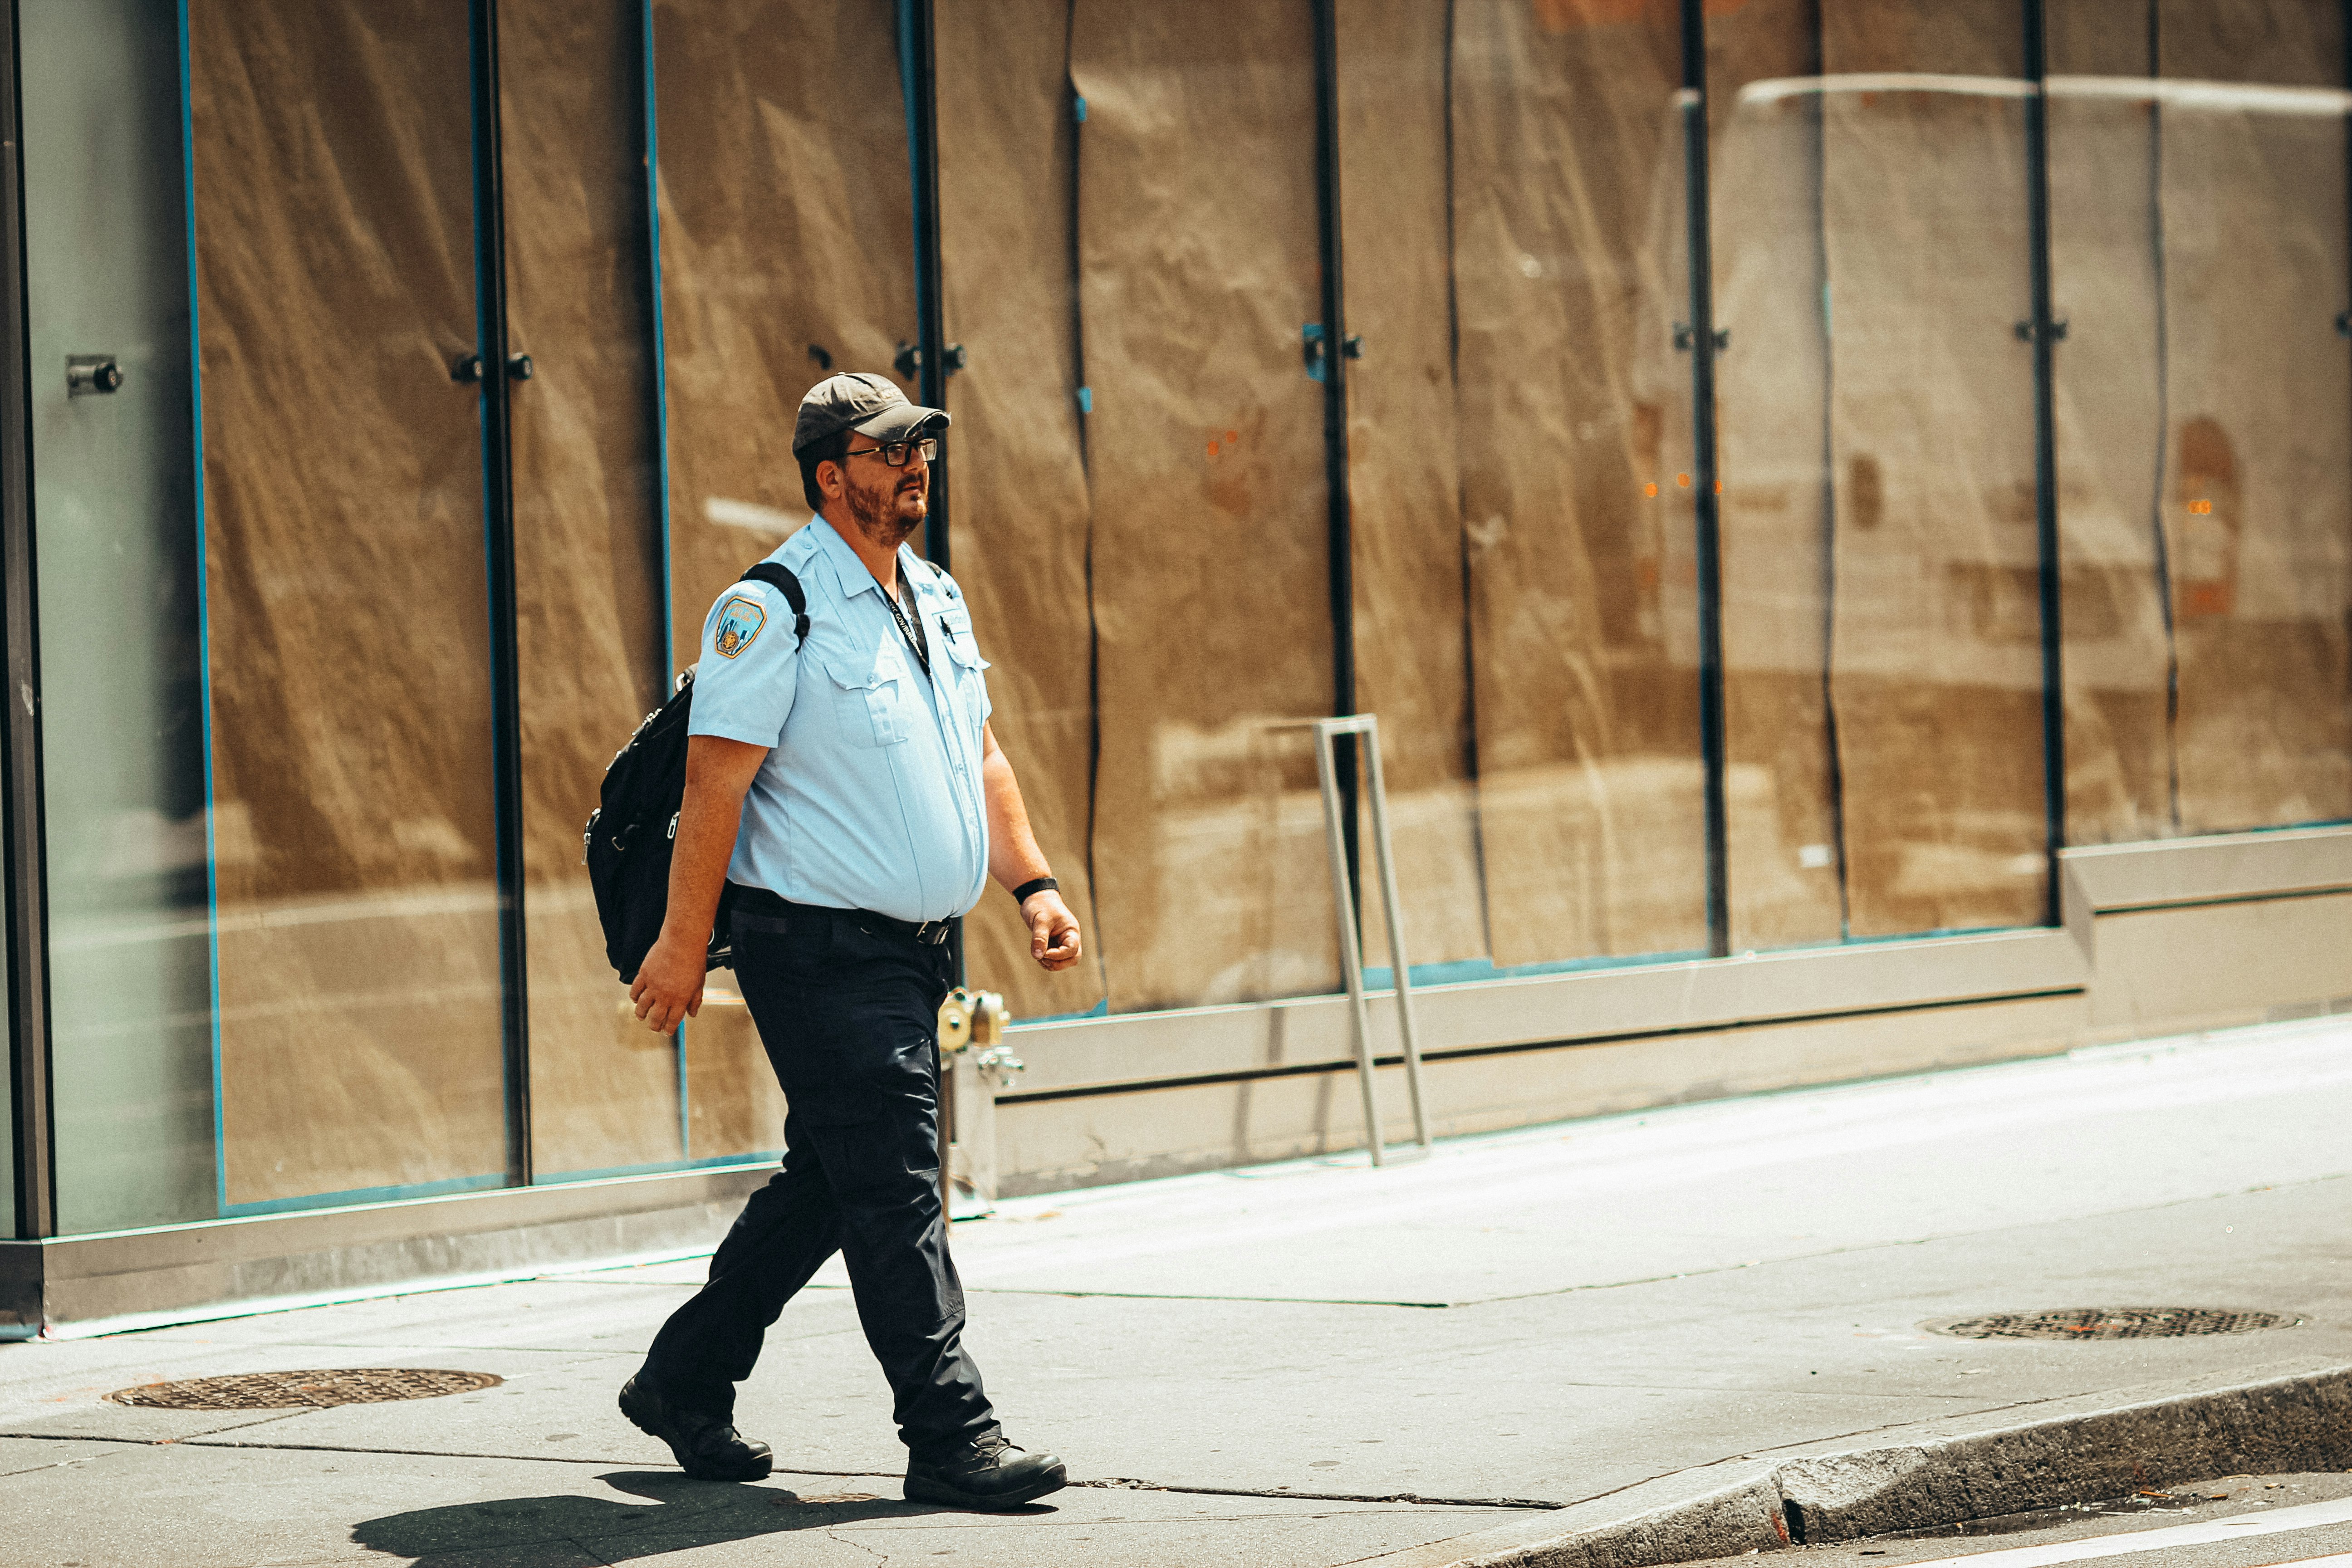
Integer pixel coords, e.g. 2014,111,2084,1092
844,470,924,549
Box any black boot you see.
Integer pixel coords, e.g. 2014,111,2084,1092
619,1373,774,1482
905,1432,1068,1510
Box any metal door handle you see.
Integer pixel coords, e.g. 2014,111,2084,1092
452,351,534,383
67,355,122,396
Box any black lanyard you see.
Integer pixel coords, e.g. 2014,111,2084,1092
882,577,931,680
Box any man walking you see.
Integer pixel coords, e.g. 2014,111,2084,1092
620,372,1082,1510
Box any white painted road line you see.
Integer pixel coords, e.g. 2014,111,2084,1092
1883,1499,2352,1568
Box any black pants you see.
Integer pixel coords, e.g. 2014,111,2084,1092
642,902,997,1459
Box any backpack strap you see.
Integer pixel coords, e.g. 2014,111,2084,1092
739,562,810,646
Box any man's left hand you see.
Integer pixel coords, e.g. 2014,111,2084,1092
1022,890,1083,971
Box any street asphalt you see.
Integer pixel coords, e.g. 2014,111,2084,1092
0,1013,2346,1567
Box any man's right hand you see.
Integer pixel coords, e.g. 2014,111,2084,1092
632,735,769,1038
630,929,708,1036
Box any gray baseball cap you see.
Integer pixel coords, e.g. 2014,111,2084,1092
792,371,949,455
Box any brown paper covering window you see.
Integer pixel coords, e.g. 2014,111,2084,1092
1334,0,1492,975
652,0,921,672
1710,0,1847,951
1452,0,1710,965
2048,0,2352,843
190,0,507,1205
503,0,682,1176
935,0,1108,1021
1068,0,1344,1013
179,0,2352,1194
1714,0,2050,944
650,0,917,1136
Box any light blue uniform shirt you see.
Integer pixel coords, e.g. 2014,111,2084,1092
687,516,993,923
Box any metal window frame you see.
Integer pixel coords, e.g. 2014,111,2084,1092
2023,0,2067,926
897,0,967,985
898,0,950,575
1311,0,1362,906
1678,0,1732,959
640,0,691,1165
467,0,531,1186
1673,0,2067,951
0,0,52,1241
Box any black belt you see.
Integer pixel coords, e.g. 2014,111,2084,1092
729,884,955,946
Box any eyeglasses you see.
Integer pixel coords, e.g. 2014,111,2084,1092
843,437,938,469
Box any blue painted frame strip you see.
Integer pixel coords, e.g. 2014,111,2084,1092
220,1152,783,1217
222,1171,505,1220
176,0,225,1220
641,0,690,1163
534,1151,782,1186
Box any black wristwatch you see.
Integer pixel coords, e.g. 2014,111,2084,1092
1012,877,1059,906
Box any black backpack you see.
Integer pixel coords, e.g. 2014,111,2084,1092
584,561,809,982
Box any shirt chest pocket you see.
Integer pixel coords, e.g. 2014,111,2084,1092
823,656,910,748
936,606,989,692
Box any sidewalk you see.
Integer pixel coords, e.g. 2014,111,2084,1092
2,1014,2347,1567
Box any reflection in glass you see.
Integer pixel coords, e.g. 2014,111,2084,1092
1454,0,1707,966
683,986,785,1162
189,0,508,1209
1710,0,1842,952
502,0,682,1179
1716,0,2048,943
651,0,917,1124
651,0,918,670
2048,0,2352,842
2042,0,2172,846
1072,0,1340,1011
26,0,216,1233
1332,0,1496,982
934,0,1108,1019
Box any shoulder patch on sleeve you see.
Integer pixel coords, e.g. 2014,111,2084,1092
713,594,768,659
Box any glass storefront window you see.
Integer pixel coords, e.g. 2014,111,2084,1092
1069,0,1341,1012
14,0,2351,1244
934,0,1108,1023
926,0,1101,1025
1707,0,1843,951
503,0,681,1181
189,0,509,1212
25,0,214,1233
650,0,918,1131
1452,0,1710,969
2048,0,2352,843
1333,0,1493,985
1715,0,2050,946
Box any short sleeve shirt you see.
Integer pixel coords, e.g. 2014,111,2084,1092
686,517,993,923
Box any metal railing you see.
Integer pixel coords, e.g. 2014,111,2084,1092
1305,715,1431,1165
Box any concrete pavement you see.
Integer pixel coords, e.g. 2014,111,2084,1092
1675,1472,2352,1568
0,1013,2346,1565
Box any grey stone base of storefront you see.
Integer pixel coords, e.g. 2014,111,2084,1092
8,823,2350,1337
1352,1365,2352,1568
0,1164,768,1339
987,824,2352,1194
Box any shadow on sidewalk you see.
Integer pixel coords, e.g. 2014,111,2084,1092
351,1469,1054,1564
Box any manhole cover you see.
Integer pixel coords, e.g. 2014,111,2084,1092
1928,1308,2296,1341
107,1368,503,1410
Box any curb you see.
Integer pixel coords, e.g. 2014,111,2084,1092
1362,1365,2352,1568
